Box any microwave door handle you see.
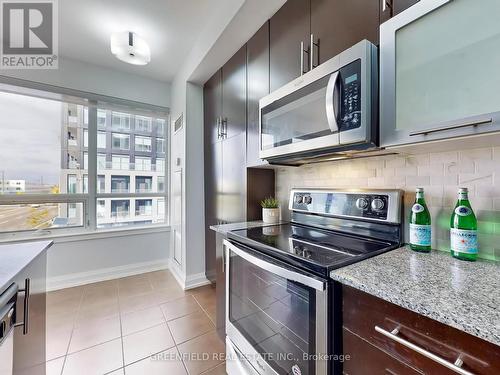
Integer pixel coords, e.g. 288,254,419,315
326,71,340,133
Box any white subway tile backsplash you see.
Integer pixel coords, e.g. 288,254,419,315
429,151,458,164
275,146,500,261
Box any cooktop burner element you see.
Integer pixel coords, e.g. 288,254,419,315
228,189,404,277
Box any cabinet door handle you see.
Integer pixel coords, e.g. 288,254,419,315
216,117,220,139
14,278,30,335
310,34,319,70
222,118,228,138
300,41,309,75
375,326,475,375
409,118,492,137
382,0,392,13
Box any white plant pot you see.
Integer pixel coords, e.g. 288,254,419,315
262,208,280,224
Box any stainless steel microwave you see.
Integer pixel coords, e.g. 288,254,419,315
259,40,378,165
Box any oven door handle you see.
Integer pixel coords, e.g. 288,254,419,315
223,240,326,291
325,71,340,133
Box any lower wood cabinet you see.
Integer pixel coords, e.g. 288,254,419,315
343,327,420,375
342,285,500,375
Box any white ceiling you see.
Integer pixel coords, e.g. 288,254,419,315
59,0,220,83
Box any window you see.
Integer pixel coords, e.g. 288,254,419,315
97,154,107,170
155,119,165,136
156,159,165,172
135,116,152,132
111,155,129,170
136,176,152,193
97,175,105,193
111,200,130,218
135,136,152,152
158,176,165,192
135,157,151,171
136,199,152,216
157,199,165,218
67,175,77,194
156,138,165,154
111,176,130,193
97,110,107,128
97,131,106,149
68,203,77,218
112,133,130,150
97,200,106,218
112,112,130,131
0,85,168,236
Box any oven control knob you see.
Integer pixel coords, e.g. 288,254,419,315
356,198,369,210
371,198,385,211
303,195,312,205
294,195,303,204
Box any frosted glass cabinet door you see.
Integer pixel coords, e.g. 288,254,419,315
380,0,500,147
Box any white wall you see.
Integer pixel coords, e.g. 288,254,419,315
46,230,170,290
167,0,285,289
0,57,171,107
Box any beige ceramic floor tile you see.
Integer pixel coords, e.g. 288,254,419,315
12,356,65,375
46,326,72,361
121,305,165,336
178,331,225,375
167,311,214,345
201,362,226,375
68,315,121,353
118,291,159,314
63,338,123,375
191,285,217,309
122,323,175,365
124,347,187,375
160,295,201,321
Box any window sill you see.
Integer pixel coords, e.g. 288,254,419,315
0,225,171,245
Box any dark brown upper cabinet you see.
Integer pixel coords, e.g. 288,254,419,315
380,0,420,23
270,0,380,92
311,0,379,65
269,0,310,92
222,45,247,139
204,70,222,144
247,21,270,167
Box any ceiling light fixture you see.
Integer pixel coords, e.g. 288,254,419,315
110,31,151,65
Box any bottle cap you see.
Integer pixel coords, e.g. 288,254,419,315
416,187,424,193
459,187,468,193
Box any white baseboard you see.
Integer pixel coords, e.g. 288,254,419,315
46,259,169,292
168,259,211,290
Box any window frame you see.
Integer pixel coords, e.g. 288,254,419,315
0,78,170,241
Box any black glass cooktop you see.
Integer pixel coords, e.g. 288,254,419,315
227,224,397,277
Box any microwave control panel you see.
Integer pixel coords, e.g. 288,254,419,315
339,59,362,131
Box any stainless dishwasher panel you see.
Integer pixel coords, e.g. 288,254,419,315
0,284,19,375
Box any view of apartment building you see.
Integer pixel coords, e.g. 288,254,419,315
59,103,167,228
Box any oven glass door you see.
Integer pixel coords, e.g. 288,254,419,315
228,244,324,375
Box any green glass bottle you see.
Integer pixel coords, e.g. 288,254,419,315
409,188,431,252
450,188,478,261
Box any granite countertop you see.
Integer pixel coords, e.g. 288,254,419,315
331,246,500,346
210,221,287,235
0,240,52,295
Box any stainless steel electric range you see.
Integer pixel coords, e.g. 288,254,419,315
224,189,404,375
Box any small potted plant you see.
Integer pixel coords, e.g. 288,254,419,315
261,197,280,224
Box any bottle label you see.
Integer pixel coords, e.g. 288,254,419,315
455,206,472,217
450,229,478,254
409,224,431,246
412,204,424,213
